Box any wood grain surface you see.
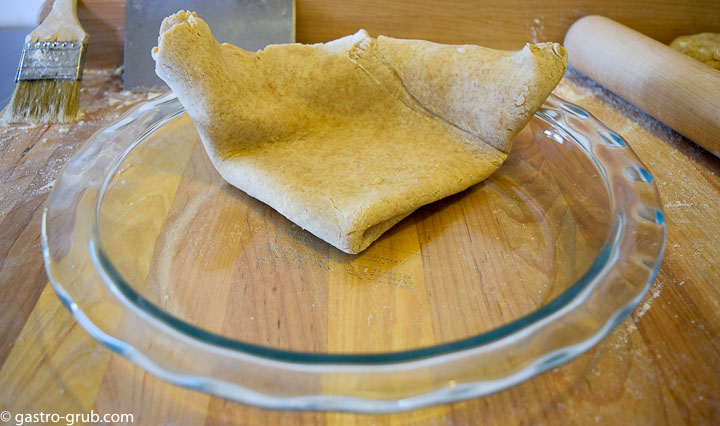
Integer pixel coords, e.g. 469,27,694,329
2,2,720,421
0,62,719,424
69,0,720,69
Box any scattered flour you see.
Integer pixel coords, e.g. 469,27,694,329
526,17,545,43
634,280,664,321
0,68,153,218
36,179,56,193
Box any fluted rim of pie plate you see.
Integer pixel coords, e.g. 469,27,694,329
42,91,666,412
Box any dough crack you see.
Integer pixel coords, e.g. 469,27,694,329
349,44,507,155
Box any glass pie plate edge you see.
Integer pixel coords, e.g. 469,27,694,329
41,92,666,413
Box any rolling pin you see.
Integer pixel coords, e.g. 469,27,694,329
564,15,720,158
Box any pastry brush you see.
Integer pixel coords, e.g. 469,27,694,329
4,0,88,124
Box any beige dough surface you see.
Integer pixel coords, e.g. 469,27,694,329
670,33,720,70
152,11,567,253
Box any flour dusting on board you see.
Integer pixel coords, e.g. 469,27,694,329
559,68,715,168
0,69,158,218
634,280,663,321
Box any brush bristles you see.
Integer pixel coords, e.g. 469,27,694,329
5,80,81,124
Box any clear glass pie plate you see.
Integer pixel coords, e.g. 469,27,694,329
42,92,665,413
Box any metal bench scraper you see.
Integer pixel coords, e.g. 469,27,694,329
123,0,295,92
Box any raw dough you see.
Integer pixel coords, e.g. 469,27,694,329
670,33,720,70
152,11,567,253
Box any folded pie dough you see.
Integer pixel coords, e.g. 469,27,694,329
152,11,567,254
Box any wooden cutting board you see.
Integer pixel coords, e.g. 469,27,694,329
0,68,719,424
2,0,720,420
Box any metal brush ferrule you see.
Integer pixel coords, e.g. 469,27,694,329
15,41,88,81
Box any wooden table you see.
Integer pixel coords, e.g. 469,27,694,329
1,64,719,424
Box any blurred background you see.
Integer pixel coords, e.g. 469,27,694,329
0,0,45,108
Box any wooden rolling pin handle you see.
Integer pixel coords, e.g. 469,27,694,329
564,15,720,158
